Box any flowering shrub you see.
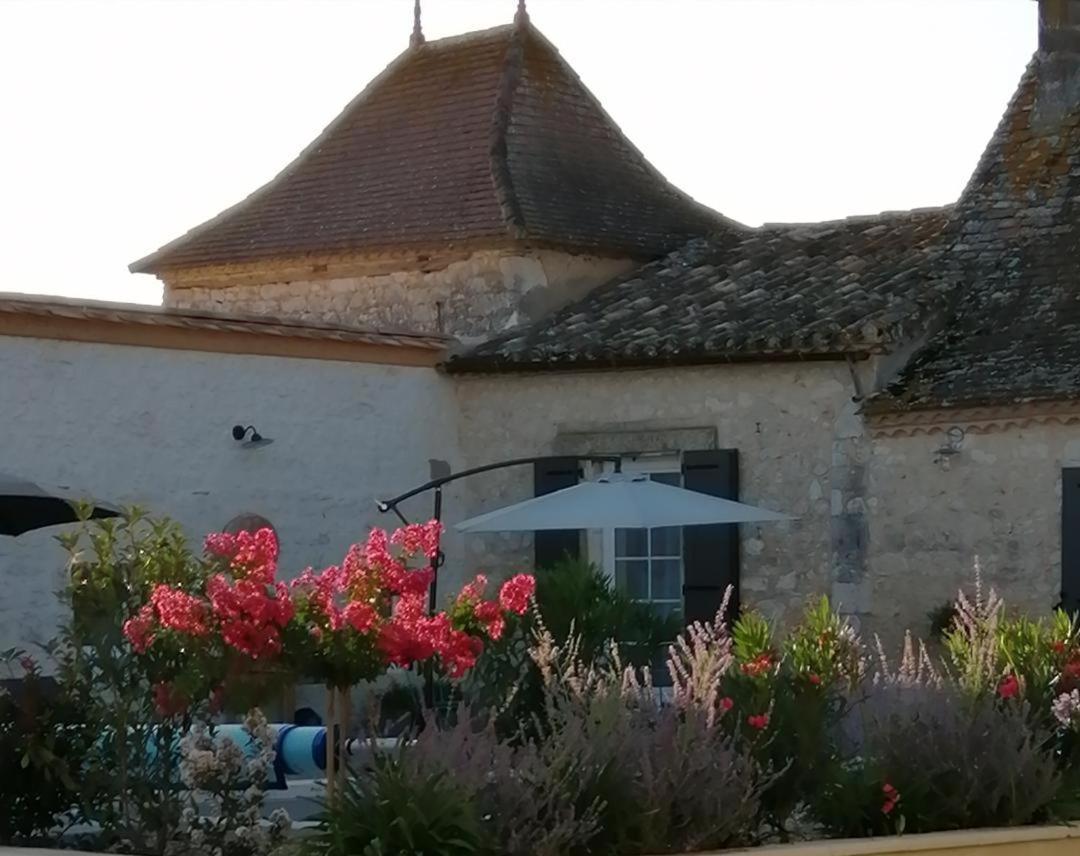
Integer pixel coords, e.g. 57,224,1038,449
317,623,772,856
814,686,1063,837
27,516,1080,853
121,521,535,697
173,708,290,856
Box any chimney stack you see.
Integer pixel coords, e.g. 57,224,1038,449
1040,0,1080,55
1036,0,1080,125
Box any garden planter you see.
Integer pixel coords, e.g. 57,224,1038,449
709,825,1080,856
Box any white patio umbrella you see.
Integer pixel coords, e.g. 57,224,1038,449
456,472,791,533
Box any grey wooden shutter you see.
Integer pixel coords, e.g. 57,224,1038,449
682,450,740,625
1063,468,1080,615
533,457,581,570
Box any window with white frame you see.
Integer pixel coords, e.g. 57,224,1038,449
590,455,684,621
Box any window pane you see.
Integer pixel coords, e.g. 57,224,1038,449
650,526,682,557
650,471,681,487
651,602,683,624
651,559,682,600
616,560,649,599
615,528,647,557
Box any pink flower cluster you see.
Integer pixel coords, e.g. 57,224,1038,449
205,527,279,585
123,584,211,654
123,521,536,692
292,524,534,680
123,528,292,661
881,782,901,815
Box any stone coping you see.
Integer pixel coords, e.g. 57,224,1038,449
2,824,1077,856
716,825,1080,856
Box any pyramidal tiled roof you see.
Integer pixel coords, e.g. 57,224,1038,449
131,20,738,275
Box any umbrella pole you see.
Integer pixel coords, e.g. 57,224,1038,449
423,486,443,711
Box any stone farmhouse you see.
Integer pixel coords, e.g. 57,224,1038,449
3,0,1080,651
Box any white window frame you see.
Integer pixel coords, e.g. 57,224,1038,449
587,453,684,616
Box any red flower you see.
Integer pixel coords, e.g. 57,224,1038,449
440,629,485,678
152,682,189,717
342,601,377,633
208,575,293,660
150,585,210,636
998,674,1020,699
747,713,770,730
719,697,735,712
882,782,901,815
205,527,279,584
808,673,822,686
741,653,773,678
390,520,443,559
473,600,506,640
1052,641,1067,654
498,574,535,615
457,574,489,604
123,604,156,653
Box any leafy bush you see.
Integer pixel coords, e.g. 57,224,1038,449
531,558,679,665
460,559,678,737
321,623,771,856
310,756,489,856
725,597,862,837
0,650,85,844
57,512,216,854
815,686,1064,836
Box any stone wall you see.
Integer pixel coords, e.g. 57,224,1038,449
164,250,634,343
865,420,1080,642
451,362,866,629
0,335,461,655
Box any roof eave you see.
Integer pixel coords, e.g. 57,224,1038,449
444,346,875,375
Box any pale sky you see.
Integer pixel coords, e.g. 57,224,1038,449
0,0,1035,305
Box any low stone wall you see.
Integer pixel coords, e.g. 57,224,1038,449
2,825,1076,856
716,825,1080,856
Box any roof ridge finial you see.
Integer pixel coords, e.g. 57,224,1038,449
514,0,529,28
410,0,425,48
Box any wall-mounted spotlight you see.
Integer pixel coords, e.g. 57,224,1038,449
933,426,965,469
232,424,274,448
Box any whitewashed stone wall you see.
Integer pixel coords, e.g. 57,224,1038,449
451,363,866,629
866,422,1080,641
0,335,462,656
164,250,634,343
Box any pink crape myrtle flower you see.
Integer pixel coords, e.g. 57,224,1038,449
150,584,210,636
204,527,279,584
498,574,536,615
390,520,444,559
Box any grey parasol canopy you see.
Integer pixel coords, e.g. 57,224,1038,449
456,473,791,533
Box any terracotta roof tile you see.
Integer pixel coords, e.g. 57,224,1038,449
132,23,736,274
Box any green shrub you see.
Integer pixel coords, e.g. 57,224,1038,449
724,597,862,837
460,559,678,737
814,686,1065,836
0,650,86,844
309,756,489,856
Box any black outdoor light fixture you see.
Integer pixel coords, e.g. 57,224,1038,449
232,424,274,448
